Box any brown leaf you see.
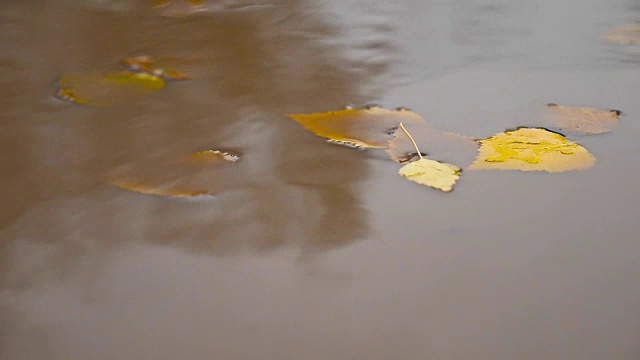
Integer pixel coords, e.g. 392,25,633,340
109,149,241,198
288,107,426,149
545,103,621,135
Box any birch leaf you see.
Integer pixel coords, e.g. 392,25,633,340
399,158,461,192
468,127,596,172
56,71,165,106
110,149,240,198
545,103,621,135
288,107,426,149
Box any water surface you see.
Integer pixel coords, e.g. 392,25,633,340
1,1,639,359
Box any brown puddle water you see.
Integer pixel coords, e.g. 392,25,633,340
1,0,640,359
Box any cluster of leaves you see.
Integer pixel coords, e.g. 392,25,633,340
289,102,619,192
56,20,628,197
55,54,247,198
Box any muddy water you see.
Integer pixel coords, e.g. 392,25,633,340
1,0,640,359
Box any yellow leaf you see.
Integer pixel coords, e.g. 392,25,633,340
288,107,426,149
468,127,596,172
398,158,461,192
545,103,621,135
56,71,165,106
602,24,640,45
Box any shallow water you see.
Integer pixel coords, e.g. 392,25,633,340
1,0,639,359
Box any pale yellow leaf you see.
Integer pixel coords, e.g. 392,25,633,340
398,158,461,192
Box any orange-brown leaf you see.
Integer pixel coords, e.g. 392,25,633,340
544,103,620,135
288,107,426,149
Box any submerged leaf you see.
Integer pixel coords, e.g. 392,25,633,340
110,148,241,198
122,55,191,81
603,24,640,45
387,126,478,166
468,127,596,172
288,107,426,149
545,103,620,135
56,71,165,106
399,158,461,192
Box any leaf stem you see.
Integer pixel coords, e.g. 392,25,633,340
398,122,423,160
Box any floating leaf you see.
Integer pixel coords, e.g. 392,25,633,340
56,71,165,106
187,149,241,163
399,158,461,192
110,148,241,198
394,122,462,192
288,107,426,149
122,55,191,81
387,126,478,166
545,103,620,135
468,127,596,172
603,24,640,45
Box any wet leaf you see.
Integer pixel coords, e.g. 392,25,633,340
56,71,165,106
468,127,596,172
603,24,640,45
122,55,191,81
545,103,620,135
399,158,461,192
110,148,241,198
387,126,478,166
288,107,426,149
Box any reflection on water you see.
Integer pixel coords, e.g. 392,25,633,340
1,0,640,359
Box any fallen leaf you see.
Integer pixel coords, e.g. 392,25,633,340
387,126,478,166
468,127,596,172
399,158,461,192
545,103,621,135
288,106,426,149
603,24,640,45
109,148,241,198
56,71,165,106
122,55,191,81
